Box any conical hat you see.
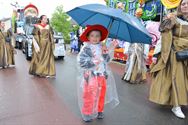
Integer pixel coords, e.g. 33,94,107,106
161,0,181,9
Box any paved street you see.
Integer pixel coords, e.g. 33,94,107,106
0,50,188,125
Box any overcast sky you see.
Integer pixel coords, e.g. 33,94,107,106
0,0,106,19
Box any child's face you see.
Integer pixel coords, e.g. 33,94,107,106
87,31,101,44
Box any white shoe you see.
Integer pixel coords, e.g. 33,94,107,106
172,106,185,119
46,75,55,78
8,65,15,68
46,76,50,78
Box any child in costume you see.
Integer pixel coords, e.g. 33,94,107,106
77,24,119,122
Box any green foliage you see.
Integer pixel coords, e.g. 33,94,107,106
51,5,71,44
12,15,16,33
72,25,79,34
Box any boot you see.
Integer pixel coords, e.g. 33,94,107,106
82,115,93,122
97,112,104,119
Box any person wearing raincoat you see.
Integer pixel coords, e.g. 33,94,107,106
0,21,15,68
77,24,119,122
29,15,55,78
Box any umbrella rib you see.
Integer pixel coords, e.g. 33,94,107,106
126,25,132,43
115,21,121,39
79,13,98,26
107,18,114,30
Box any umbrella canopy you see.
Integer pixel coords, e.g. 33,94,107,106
67,4,152,44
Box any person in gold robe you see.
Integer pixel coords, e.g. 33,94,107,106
0,21,15,68
29,15,55,78
5,28,15,67
149,0,188,119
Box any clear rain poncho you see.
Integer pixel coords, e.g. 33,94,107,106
77,42,119,121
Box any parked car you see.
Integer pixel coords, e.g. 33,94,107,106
15,34,25,49
22,34,33,60
22,24,34,60
53,32,66,60
15,24,25,49
22,29,66,61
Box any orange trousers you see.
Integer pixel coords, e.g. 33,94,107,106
82,76,107,115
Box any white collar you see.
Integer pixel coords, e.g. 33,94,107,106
177,18,188,25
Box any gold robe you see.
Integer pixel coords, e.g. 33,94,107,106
5,30,15,65
0,29,14,67
149,17,188,106
29,24,55,77
0,30,7,67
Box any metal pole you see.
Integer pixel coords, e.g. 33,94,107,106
160,3,164,23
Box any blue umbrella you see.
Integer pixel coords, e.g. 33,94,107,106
67,4,152,44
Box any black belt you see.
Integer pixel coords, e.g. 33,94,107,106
92,72,103,76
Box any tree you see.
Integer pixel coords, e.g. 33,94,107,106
72,25,79,34
51,5,71,44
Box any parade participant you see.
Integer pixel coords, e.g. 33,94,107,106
6,27,15,67
70,32,78,53
121,43,149,83
149,0,188,119
122,8,149,84
77,26,83,52
77,24,119,122
29,15,55,78
0,21,15,68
